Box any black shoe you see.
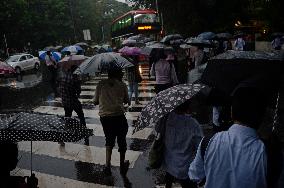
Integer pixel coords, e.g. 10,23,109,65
104,166,112,176
120,160,130,175
84,138,89,146
58,142,65,146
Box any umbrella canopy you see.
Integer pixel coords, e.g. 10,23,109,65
75,42,89,47
38,51,62,62
62,45,84,54
0,61,15,75
43,46,57,51
122,39,145,47
78,52,134,75
201,50,284,97
134,84,205,133
0,112,93,142
216,33,233,39
197,32,216,40
119,46,142,56
186,37,215,48
59,55,87,70
141,42,173,56
127,34,154,43
160,34,183,44
180,43,192,49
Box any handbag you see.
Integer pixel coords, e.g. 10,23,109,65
148,116,168,169
148,133,164,169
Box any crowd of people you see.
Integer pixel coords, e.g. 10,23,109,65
1,33,283,188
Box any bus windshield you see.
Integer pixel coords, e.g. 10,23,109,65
134,13,159,24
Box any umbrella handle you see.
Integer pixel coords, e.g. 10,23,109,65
31,140,33,176
272,92,280,131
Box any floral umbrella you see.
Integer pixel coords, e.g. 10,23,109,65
134,84,205,133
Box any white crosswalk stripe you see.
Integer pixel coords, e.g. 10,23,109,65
17,65,157,187
33,106,140,120
19,141,141,168
12,168,117,188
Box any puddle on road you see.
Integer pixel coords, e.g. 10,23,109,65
0,71,53,112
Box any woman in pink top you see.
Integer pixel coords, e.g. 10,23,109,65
150,50,178,93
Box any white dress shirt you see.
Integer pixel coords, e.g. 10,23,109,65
188,124,267,188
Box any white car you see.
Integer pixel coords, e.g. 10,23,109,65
5,54,40,73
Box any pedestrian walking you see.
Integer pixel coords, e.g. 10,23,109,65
45,50,58,95
0,141,38,188
188,87,268,188
93,68,130,176
233,37,245,51
59,64,87,146
187,46,206,84
271,36,283,50
150,50,178,93
125,56,142,105
162,100,202,188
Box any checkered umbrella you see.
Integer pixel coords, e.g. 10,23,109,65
134,84,205,133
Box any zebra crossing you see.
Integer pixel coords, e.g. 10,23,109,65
12,65,160,188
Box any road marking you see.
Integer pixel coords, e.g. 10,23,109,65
12,168,117,188
87,124,153,140
18,141,141,168
33,106,140,120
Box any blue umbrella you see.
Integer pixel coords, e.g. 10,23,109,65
38,51,62,62
62,45,84,54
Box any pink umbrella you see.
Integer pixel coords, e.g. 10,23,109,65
118,46,142,56
0,61,15,76
59,55,87,70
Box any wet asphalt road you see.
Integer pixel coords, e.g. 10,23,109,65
0,65,174,187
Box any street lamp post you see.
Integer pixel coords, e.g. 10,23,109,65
69,0,77,42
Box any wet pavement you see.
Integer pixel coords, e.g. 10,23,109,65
2,64,284,188
2,65,166,188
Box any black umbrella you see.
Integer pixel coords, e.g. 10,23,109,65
78,52,134,75
201,50,284,98
141,42,173,56
186,37,215,48
0,112,93,175
160,34,183,44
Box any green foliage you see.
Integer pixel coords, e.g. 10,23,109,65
0,0,131,51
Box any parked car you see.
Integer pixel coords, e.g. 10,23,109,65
0,61,16,77
5,53,40,74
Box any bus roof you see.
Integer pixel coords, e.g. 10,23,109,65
112,9,158,24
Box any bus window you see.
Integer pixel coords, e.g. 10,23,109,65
134,14,159,24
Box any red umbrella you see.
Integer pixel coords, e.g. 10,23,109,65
0,61,15,76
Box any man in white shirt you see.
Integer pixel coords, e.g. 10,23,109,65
188,87,268,188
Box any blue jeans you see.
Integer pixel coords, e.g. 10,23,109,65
128,82,139,101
